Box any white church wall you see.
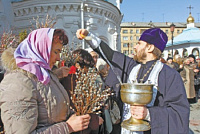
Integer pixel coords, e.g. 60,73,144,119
0,0,15,33
1,0,122,51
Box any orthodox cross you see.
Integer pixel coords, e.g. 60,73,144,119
187,5,193,14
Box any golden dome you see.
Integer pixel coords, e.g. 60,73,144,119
187,13,195,24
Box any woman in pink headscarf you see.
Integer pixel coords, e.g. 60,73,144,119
0,28,90,134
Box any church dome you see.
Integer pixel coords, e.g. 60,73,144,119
187,13,195,24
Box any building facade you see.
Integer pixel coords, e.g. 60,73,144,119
120,19,200,59
0,0,123,51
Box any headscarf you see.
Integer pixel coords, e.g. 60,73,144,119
14,28,55,85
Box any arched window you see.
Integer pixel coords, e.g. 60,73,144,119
168,50,171,57
174,50,179,55
192,48,199,59
182,49,188,58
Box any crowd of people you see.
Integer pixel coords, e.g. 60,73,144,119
0,27,194,134
163,54,200,103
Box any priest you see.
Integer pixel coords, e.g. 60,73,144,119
76,28,190,134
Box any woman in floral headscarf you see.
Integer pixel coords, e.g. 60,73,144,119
0,28,90,134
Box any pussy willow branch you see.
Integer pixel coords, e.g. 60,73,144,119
71,68,110,116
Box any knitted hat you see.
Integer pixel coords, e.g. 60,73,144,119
188,54,196,60
167,57,173,61
139,28,168,52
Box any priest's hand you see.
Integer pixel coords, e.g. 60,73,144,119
130,105,148,120
76,29,89,40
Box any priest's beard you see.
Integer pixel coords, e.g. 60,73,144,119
133,47,147,62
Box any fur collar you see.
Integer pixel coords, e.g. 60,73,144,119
1,47,35,78
1,47,18,72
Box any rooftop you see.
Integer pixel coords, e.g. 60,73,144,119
166,27,200,46
120,22,200,28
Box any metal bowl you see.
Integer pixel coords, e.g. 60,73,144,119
120,83,153,105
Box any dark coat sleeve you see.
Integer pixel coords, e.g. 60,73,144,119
148,65,190,134
94,41,138,122
94,41,137,98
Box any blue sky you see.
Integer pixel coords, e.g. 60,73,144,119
120,0,200,23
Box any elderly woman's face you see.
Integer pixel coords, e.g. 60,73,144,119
49,40,63,69
185,59,191,65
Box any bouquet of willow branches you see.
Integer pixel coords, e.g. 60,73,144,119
60,45,79,67
0,31,19,50
30,14,56,31
60,35,82,67
71,67,110,115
